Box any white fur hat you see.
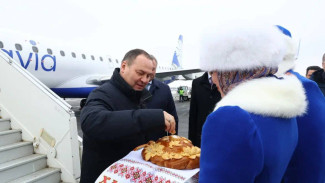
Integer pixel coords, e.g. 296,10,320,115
200,23,287,71
275,26,299,76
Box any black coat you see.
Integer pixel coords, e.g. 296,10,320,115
311,69,325,96
80,68,165,183
188,72,221,147
146,79,179,137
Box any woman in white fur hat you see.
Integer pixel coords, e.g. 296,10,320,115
275,26,325,183
198,23,307,183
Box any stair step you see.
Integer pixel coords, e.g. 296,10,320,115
0,141,34,164
0,129,22,146
0,154,47,182
0,118,11,131
8,168,61,183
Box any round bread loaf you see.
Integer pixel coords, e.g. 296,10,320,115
140,135,200,170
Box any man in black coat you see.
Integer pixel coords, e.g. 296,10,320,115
310,53,325,96
146,55,179,140
80,49,176,183
188,72,221,147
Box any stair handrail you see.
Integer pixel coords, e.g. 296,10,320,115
0,51,72,113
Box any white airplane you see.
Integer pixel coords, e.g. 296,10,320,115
0,31,201,105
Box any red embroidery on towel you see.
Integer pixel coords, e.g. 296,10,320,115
108,162,179,183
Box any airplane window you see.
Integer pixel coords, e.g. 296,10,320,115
116,59,118,63
71,52,76,58
0,41,3,48
47,49,53,55
60,51,65,56
32,46,38,53
91,55,95,60
109,58,112,62
15,44,22,51
99,57,103,61
82,54,86,59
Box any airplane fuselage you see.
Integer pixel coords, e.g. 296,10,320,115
0,33,190,98
0,37,117,98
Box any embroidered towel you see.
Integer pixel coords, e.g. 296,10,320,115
95,148,200,183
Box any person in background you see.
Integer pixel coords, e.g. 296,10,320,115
275,25,325,183
198,23,307,183
146,55,179,137
80,49,176,183
310,54,325,96
188,72,221,147
178,87,184,102
306,66,321,79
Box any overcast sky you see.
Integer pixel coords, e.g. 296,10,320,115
1,0,324,75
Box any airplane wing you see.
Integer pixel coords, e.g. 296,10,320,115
155,68,202,78
86,68,202,85
86,75,111,85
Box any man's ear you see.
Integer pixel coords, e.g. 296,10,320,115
120,61,127,74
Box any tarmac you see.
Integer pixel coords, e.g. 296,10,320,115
66,99,190,139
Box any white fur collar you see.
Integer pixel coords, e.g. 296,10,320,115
215,75,307,118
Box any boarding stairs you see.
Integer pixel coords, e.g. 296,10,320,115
0,50,81,182
0,117,61,182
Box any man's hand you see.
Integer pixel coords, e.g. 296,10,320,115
163,111,176,134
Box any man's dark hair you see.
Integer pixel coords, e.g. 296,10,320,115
149,54,158,65
306,66,321,76
122,49,151,66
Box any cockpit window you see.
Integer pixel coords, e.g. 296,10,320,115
0,41,3,48
47,48,53,55
15,44,22,51
32,46,38,53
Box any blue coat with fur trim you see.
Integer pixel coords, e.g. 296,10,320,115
282,71,325,183
199,76,307,183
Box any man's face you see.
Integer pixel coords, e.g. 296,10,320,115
120,54,154,91
306,69,317,79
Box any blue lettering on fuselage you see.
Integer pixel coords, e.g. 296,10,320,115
41,55,56,71
16,51,33,69
1,48,56,72
1,49,13,58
